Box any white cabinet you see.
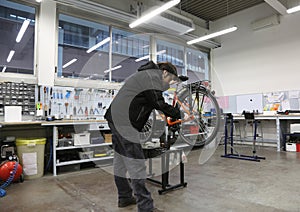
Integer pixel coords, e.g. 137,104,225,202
42,120,113,176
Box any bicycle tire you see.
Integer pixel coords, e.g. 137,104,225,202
140,110,165,143
140,110,155,143
176,86,221,146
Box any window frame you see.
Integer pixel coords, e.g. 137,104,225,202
55,4,211,88
0,0,38,84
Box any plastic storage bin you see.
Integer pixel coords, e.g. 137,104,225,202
74,132,90,146
16,138,46,179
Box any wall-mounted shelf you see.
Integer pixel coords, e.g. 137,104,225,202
56,143,112,150
56,156,113,166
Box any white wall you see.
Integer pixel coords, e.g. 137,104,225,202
211,3,300,96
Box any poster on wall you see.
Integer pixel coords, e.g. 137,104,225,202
263,91,285,112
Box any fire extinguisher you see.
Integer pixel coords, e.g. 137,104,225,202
0,155,24,197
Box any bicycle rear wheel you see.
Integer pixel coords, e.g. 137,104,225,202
140,110,165,143
177,86,221,146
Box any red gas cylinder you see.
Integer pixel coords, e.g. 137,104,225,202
0,161,23,182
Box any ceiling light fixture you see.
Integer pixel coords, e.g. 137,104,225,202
7,50,15,63
135,50,166,62
2,66,7,72
36,0,42,2
104,65,122,73
287,5,300,14
86,37,110,53
63,58,77,68
129,0,181,28
16,19,30,43
187,26,238,45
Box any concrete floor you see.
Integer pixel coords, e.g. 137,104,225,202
1,146,300,212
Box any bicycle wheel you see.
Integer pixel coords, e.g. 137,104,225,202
177,86,221,146
140,110,166,143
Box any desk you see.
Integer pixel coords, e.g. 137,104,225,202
1,119,111,176
232,114,300,152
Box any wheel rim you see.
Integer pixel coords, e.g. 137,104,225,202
178,87,221,146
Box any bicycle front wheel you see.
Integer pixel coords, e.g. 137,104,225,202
177,87,221,146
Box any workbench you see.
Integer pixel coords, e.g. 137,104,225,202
231,114,300,151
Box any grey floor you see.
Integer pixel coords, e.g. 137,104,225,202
1,146,300,212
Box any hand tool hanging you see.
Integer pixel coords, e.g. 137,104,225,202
65,102,69,114
44,86,48,117
49,87,52,116
36,85,43,116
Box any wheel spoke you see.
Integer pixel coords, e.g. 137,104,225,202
179,87,221,146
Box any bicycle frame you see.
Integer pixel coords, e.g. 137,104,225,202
165,80,211,126
140,79,221,146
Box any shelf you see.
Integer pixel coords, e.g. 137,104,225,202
56,156,113,166
89,128,110,131
42,119,107,126
56,143,112,150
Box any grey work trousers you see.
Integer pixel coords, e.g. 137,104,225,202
108,123,154,212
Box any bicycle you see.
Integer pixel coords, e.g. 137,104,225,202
140,77,221,147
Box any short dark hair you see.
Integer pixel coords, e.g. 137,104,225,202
157,62,178,78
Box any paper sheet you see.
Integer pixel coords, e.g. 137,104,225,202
22,152,38,175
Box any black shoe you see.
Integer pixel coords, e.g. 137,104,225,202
118,197,136,208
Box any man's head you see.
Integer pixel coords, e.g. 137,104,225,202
157,62,178,89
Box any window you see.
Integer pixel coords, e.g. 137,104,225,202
156,39,184,76
0,0,35,74
186,48,209,82
110,28,150,82
58,14,109,80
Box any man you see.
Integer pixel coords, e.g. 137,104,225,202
104,61,182,212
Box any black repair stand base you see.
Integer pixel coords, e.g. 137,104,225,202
221,113,266,162
146,148,187,195
221,153,265,162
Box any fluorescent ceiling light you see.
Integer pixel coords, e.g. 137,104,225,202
287,5,300,14
2,66,7,72
86,37,110,53
135,55,150,62
187,26,238,45
135,50,166,62
129,0,180,28
104,65,122,73
156,50,166,55
63,58,77,68
16,19,30,43
7,50,15,63
36,0,42,2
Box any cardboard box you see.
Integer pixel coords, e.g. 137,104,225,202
104,134,112,143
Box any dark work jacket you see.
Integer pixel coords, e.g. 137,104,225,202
104,61,181,132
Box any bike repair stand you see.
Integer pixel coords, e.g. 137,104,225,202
145,127,187,195
221,113,266,162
